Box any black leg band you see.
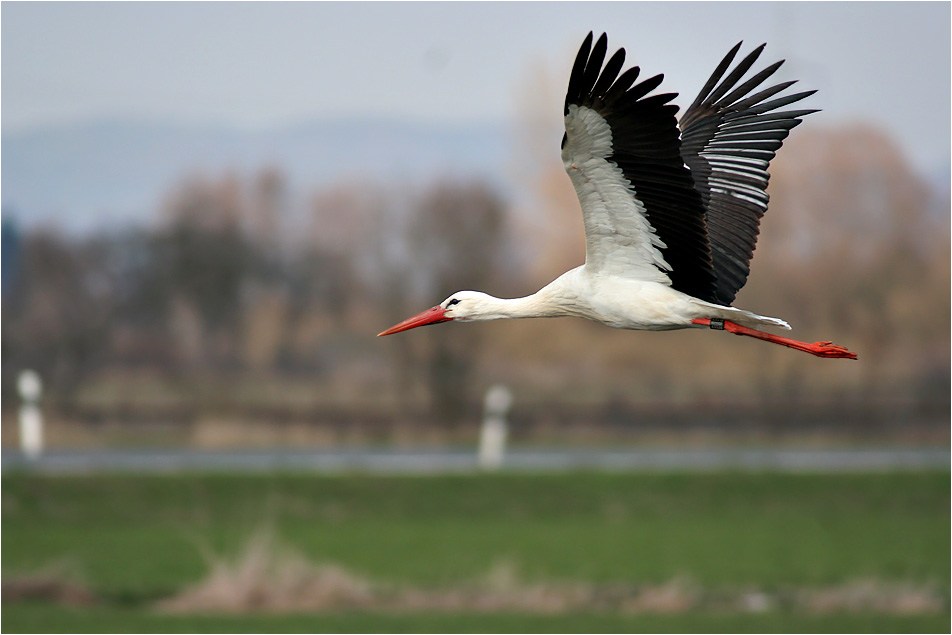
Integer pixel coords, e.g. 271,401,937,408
709,318,725,330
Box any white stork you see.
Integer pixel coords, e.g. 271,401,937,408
379,33,857,360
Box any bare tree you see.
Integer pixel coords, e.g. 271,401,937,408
148,173,261,369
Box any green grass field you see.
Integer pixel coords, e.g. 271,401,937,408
3,471,949,632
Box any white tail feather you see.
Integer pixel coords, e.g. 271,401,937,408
720,307,791,330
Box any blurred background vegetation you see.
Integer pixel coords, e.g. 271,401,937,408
2,114,948,449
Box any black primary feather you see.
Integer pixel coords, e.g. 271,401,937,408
679,43,816,305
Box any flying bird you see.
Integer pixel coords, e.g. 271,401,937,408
379,33,857,360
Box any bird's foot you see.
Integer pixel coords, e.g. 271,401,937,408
806,341,858,360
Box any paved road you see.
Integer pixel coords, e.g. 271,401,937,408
2,447,948,474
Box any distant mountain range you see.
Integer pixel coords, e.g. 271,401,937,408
2,118,513,233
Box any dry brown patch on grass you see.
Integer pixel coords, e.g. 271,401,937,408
796,580,946,614
158,532,372,613
156,532,948,615
2,564,98,607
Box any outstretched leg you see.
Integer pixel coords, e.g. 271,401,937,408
692,319,857,360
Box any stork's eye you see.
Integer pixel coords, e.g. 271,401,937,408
447,298,461,307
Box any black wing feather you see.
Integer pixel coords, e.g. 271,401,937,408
603,66,641,106
679,43,816,305
591,48,626,99
564,32,594,111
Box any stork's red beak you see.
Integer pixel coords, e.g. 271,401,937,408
377,306,453,336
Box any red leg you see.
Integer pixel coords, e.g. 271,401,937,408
692,319,857,360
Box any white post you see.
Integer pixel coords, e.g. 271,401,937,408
478,384,512,471
18,370,43,459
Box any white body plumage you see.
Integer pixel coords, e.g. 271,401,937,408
437,269,788,332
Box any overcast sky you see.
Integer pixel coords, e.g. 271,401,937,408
3,2,949,175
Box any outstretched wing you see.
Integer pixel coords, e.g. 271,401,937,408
679,43,817,306
562,32,717,304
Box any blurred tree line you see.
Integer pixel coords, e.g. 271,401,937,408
2,167,519,427
2,121,949,440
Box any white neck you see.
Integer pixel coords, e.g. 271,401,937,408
476,293,566,320
464,273,582,322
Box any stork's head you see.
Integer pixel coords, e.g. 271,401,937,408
377,291,495,336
